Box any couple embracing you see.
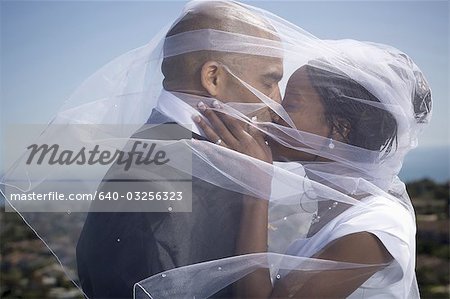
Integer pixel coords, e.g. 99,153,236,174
76,1,431,298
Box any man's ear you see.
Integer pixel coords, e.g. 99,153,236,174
200,61,222,97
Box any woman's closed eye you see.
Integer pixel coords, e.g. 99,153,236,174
283,100,302,112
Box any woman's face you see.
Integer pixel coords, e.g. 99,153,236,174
270,66,331,162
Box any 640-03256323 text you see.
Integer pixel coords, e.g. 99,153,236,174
8,191,185,201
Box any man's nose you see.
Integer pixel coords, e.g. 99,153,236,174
270,87,282,104
267,87,282,122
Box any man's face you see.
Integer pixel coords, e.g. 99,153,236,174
215,54,283,122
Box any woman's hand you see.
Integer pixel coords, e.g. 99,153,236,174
194,100,273,164
193,100,275,298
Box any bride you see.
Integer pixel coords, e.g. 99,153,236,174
192,42,431,298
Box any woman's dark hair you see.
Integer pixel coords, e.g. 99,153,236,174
304,64,398,155
392,53,432,125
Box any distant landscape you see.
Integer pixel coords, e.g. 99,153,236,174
399,145,449,183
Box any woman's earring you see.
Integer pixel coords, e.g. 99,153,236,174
328,138,335,149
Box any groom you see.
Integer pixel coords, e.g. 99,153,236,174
76,1,283,298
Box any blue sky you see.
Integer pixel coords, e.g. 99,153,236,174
1,0,449,178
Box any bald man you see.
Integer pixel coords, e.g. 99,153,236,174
76,2,283,298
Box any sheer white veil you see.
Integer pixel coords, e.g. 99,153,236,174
1,1,432,298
